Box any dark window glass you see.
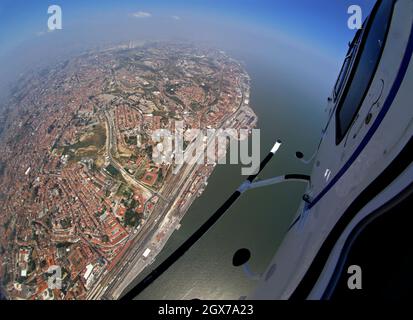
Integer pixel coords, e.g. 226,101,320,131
336,0,395,143
334,30,361,101
334,56,351,100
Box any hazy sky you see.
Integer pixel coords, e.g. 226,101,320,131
0,0,376,98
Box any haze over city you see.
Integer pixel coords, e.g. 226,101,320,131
0,0,375,100
0,0,383,301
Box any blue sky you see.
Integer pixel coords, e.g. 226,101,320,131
0,0,376,59
0,0,377,100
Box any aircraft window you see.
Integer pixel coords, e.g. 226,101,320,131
333,30,361,101
336,0,395,144
334,56,351,101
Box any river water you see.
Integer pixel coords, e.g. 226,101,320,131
127,44,335,300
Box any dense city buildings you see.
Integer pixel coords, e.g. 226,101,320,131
0,42,257,300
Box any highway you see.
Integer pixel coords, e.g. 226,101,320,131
87,110,205,299
87,82,252,299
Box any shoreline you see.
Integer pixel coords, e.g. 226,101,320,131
0,42,257,300
95,86,258,299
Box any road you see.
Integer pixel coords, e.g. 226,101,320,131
87,81,252,299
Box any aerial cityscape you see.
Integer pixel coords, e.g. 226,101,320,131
2,0,408,309
0,42,257,300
